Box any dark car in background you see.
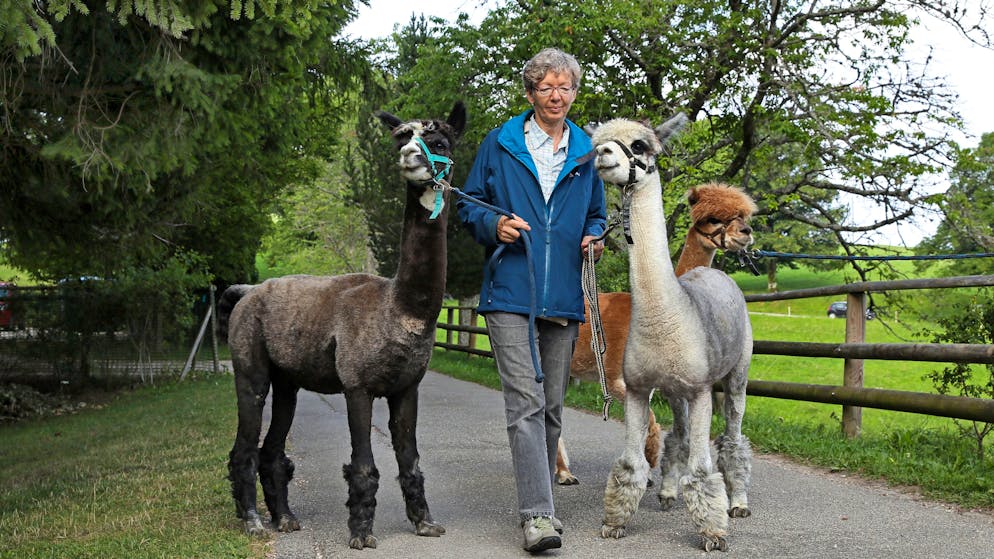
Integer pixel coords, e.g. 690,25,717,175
826,300,875,320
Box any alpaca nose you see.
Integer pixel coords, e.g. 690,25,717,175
400,142,419,158
741,225,752,235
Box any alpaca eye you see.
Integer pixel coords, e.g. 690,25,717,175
631,140,647,155
707,217,722,225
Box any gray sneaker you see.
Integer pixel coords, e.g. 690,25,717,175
522,516,562,552
552,516,563,534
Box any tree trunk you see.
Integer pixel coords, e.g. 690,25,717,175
766,258,779,292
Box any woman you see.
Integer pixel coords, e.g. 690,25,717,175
458,47,606,553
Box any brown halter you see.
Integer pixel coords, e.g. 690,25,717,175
693,216,747,250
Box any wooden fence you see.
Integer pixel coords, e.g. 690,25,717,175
435,274,994,437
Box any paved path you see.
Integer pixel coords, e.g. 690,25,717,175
272,371,993,558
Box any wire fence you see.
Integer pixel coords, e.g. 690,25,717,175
0,283,221,389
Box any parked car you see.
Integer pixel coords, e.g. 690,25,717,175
826,301,876,319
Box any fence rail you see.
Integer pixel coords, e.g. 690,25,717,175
435,274,994,435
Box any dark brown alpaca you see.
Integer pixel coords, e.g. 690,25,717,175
557,183,756,485
218,102,466,549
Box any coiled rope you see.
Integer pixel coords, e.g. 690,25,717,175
581,220,619,420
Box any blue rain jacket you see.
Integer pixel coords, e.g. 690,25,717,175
458,110,606,322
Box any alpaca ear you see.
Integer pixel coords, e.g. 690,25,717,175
687,187,700,206
583,123,599,136
375,110,404,131
447,101,467,138
655,113,689,145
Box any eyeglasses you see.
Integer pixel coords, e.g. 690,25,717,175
532,86,576,97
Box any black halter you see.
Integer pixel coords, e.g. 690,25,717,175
609,139,656,187
609,139,656,245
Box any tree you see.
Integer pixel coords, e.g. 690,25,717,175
347,13,488,300
918,132,994,275
921,292,994,460
260,158,374,277
0,1,367,286
386,1,990,292
905,135,994,458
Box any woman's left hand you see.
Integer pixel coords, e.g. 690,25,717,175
581,236,604,261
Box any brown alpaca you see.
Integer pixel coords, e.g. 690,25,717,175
556,182,757,485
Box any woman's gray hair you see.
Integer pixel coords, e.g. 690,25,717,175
522,48,582,92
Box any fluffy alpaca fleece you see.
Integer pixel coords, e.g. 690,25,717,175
715,434,753,517
688,183,758,227
681,469,731,551
601,449,650,539
590,115,753,552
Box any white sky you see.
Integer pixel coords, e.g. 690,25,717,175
345,1,994,247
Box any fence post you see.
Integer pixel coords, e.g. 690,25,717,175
842,292,867,438
209,285,219,375
446,307,455,345
181,300,213,380
468,308,479,356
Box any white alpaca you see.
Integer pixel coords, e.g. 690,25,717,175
591,115,753,552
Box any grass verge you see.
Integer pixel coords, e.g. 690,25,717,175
0,373,269,559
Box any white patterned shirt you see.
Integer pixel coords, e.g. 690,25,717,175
524,114,569,203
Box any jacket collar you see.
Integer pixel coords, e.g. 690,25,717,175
497,109,594,164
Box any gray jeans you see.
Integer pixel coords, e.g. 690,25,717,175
484,312,578,522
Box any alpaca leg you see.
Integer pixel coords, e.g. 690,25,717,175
259,378,301,532
657,396,688,510
717,371,752,518
645,405,662,470
388,385,445,537
601,389,652,539
680,391,730,551
228,369,271,536
343,389,379,550
555,438,579,485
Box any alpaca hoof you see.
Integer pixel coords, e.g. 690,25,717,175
415,519,446,537
658,495,677,510
728,506,751,518
702,535,729,552
556,472,580,485
601,523,626,539
276,513,301,532
243,516,268,537
348,534,378,549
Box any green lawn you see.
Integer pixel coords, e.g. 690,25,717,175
0,373,267,559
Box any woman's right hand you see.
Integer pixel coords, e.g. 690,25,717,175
497,213,531,243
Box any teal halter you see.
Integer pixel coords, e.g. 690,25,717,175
412,135,454,220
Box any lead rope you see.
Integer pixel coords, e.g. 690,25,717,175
581,218,619,420
411,133,543,382
434,178,545,383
